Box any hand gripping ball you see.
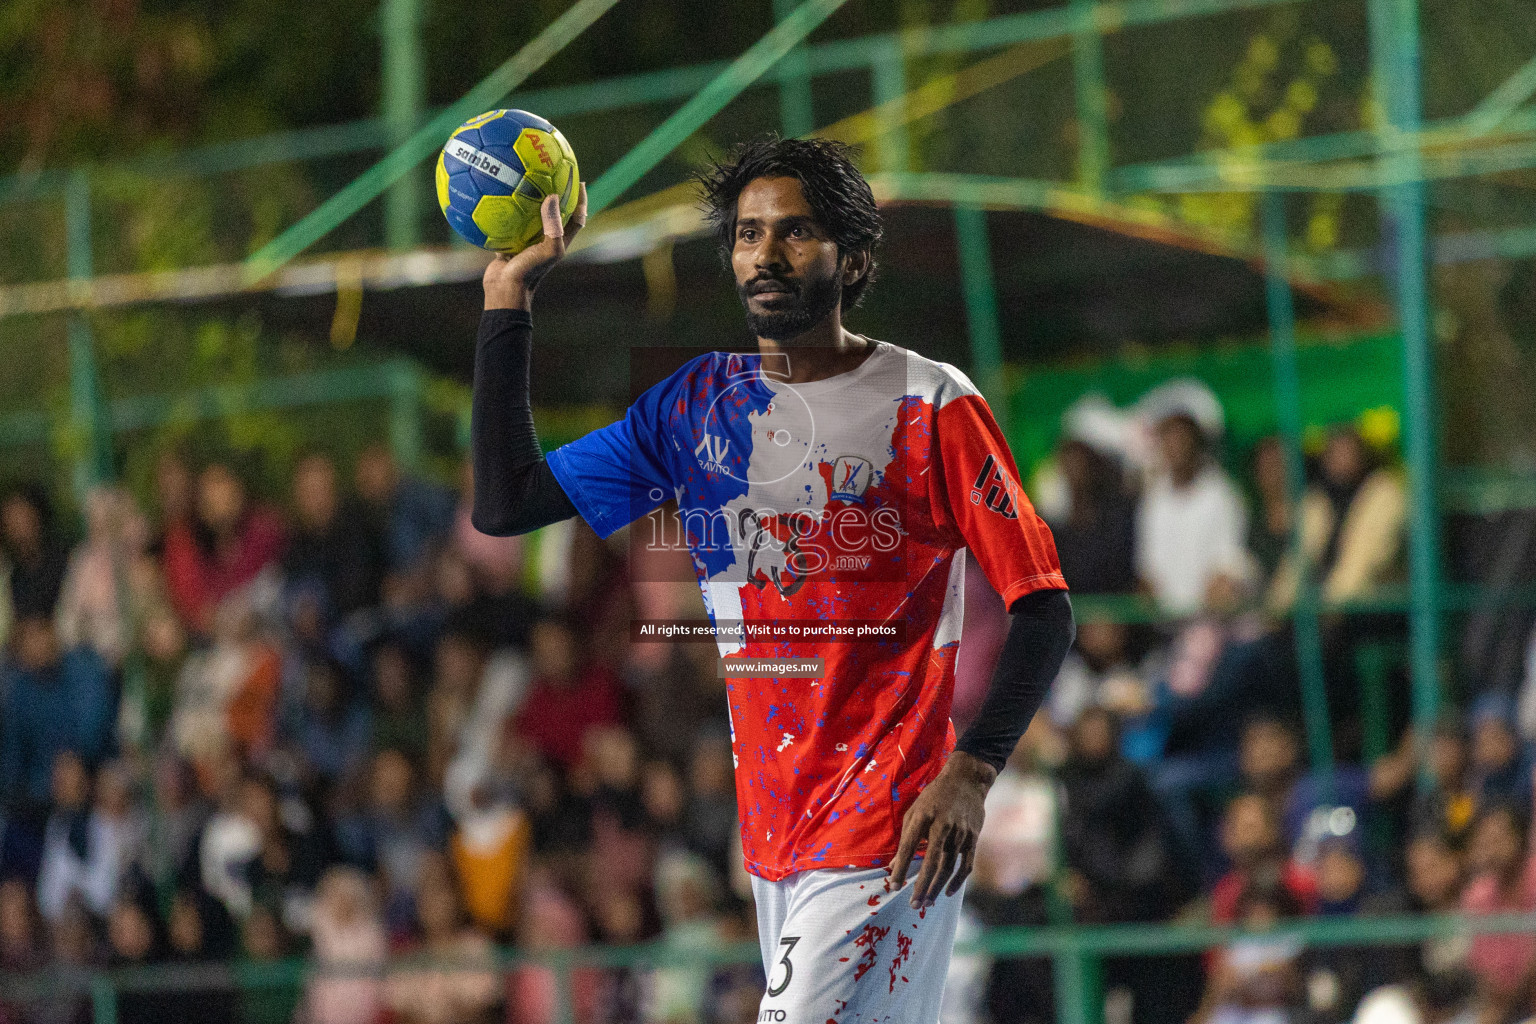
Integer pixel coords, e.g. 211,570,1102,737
436,109,579,253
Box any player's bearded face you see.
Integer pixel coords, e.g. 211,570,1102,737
731,176,848,343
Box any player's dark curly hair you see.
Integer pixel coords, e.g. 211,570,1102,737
697,136,883,309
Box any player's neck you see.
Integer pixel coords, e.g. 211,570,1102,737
756,317,875,385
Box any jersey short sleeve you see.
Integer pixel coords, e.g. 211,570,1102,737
546,359,696,539
931,383,1066,608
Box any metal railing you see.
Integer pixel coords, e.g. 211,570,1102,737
7,911,1532,1024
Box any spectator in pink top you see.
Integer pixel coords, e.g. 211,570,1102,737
306,867,388,1024
162,464,285,635
1460,802,1536,1022
510,614,623,770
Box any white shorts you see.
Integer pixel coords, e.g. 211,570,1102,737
751,861,965,1024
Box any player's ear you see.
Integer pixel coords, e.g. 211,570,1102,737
841,248,871,286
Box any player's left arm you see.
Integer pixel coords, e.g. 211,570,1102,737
887,387,1075,910
954,589,1075,773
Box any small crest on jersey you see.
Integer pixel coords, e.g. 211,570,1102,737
829,455,873,502
970,453,1021,520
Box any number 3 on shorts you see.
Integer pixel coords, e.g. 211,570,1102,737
767,936,799,997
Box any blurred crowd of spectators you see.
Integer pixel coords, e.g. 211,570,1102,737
0,407,1533,1024
0,444,754,1024
981,412,1533,1024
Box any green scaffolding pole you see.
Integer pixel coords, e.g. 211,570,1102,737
386,359,425,470
772,0,816,137
244,0,623,281
1463,50,1536,137
587,0,855,214
870,37,911,174
554,956,575,1024
65,169,112,498
0,0,1329,210
954,203,1009,435
1369,0,1442,773
381,0,426,250
1054,933,1105,1024
1261,192,1334,786
0,360,441,457
1069,0,1110,195
89,975,117,1024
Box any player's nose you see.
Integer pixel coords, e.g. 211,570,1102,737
755,231,792,267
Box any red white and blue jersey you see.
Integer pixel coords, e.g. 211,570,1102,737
546,340,1065,880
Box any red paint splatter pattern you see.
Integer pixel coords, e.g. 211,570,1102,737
852,923,890,982
888,929,914,992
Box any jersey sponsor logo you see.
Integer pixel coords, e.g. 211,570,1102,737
829,455,874,502
694,432,732,475
970,453,1021,520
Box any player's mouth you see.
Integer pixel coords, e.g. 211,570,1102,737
748,278,797,298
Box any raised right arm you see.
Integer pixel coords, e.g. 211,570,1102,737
470,308,577,536
469,186,587,537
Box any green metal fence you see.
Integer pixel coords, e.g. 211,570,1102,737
7,912,1533,1024
5,11,1536,993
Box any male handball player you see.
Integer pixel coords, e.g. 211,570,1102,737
471,137,1075,1023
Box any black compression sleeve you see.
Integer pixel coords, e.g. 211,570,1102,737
470,308,579,536
955,588,1075,773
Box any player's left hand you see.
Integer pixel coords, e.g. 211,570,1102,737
887,750,996,909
